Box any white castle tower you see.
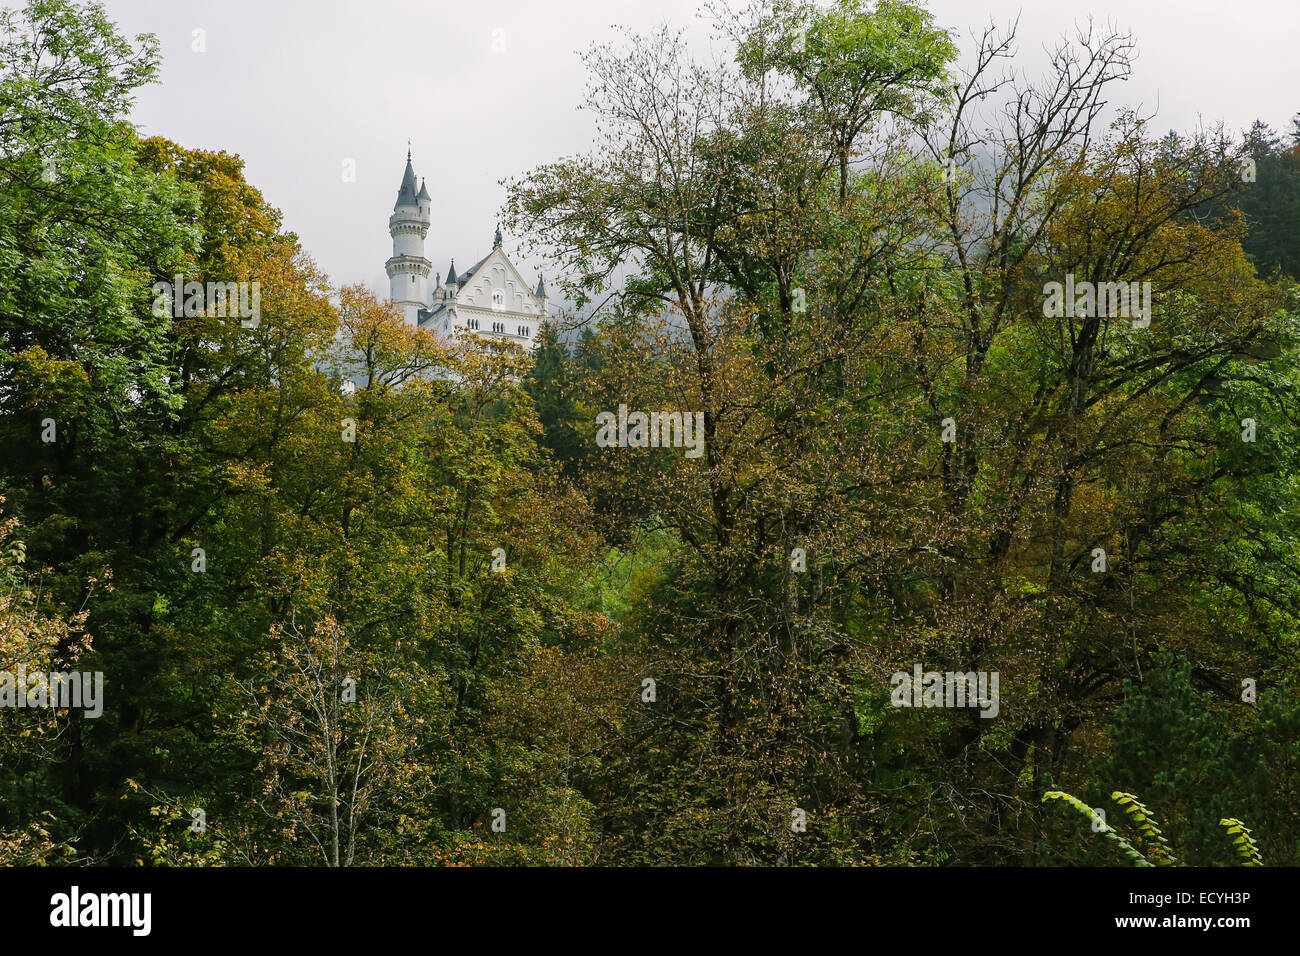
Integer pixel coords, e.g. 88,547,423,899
384,150,548,345
384,149,432,326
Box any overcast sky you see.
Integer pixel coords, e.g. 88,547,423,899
96,0,1300,299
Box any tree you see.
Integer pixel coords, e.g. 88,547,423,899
233,615,432,867
0,504,97,864
508,6,1300,864
524,323,589,477
735,0,957,201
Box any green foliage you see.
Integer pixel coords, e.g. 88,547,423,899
523,322,590,477
1100,655,1300,865
1043,790,1152,866
1229,120,1300,279
1219,818,1263,867
1111,792,1177,865
4,0,1300,868
1045,788,1263,867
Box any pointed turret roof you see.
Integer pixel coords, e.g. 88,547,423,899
394,150,419,209
417,177,430,201
536,275,546,296
445,259,457,285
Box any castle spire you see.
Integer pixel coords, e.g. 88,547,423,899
386,148,432,326
393,151,419,210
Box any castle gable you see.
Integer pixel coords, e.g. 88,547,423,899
455,248,541,318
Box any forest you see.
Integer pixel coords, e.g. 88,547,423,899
2,0,1299,866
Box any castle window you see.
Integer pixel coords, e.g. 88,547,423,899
491,289,505,312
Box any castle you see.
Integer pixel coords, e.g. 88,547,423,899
384,151,547,346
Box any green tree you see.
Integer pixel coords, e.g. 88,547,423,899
524,323,589,476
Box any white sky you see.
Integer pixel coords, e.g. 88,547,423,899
98,0,1300,298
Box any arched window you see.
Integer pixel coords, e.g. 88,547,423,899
491,289,505,312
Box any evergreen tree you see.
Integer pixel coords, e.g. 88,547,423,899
524,322,588,477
